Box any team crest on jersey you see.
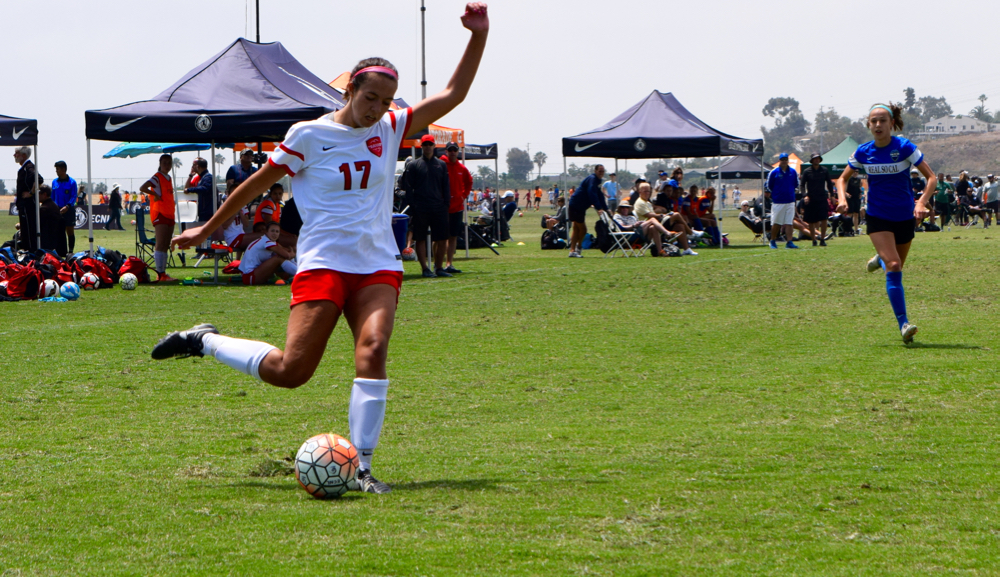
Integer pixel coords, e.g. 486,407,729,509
367,137,383,158
890,150,900,161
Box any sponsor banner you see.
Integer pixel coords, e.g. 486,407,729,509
7,202,125,230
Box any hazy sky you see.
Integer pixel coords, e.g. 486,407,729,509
3,0,998,183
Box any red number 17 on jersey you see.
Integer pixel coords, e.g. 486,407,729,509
338,161,372,190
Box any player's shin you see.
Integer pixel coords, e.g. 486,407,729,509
201,333,277,381
885,271,908,329
349,378,388,471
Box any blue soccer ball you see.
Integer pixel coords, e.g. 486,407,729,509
60,282,81,301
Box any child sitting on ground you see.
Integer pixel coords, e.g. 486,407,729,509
237,221,297,285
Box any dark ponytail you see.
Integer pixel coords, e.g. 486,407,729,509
345,57,398,101
868,102,905,131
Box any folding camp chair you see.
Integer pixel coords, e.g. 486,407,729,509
135,208,176,268
600,212,640,258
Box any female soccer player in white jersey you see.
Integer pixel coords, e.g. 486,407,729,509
836,103,936,344
151,3,490,494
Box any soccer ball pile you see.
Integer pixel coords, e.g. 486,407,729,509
294,433,359,499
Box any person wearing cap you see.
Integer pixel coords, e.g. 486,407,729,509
800,152,834,246
738,199,765,235
601,172,620,212
439,142,472,274
766,153,800,249
653,171,669,194
227,149,259,195
567,164,608,257
105,183,123,231
51,160,78,252
399,134,451,277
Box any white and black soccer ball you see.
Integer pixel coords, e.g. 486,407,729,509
119,273,138,291
41,279,60,298
79,272,100,290
294,433,359,499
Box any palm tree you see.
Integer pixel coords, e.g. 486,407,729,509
533,151,547,180
172,157,183,170
215,154,226,166
970,94,991,122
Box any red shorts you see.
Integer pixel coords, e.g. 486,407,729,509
290,269,403,310
242,271,256,286
230,234,245,249
151,214,175,227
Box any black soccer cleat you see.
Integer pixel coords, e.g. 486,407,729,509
355,469,392,494
151,323,219,360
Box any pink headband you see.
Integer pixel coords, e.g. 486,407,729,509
351,66,398,81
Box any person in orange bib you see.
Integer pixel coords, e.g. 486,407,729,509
253,183,284,231
139,154,177,281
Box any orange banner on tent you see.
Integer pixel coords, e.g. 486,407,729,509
234,142,276,152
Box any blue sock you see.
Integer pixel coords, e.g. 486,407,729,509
879,256,886,271
886,271,908,329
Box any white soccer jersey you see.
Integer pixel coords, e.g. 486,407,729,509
238,237,277,274
268,107,412,274
223,207,249,245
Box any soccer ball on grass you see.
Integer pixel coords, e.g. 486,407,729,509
294,433,359,498
79,273,100,290
40,279,60,298
60,282,81,300
119,273,138,290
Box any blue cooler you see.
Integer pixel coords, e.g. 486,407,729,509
391,214,409,253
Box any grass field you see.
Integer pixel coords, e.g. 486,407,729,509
2,209,999,576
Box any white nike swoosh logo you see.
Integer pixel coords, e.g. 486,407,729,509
12,126,27,140
105,117,145,132
574,141,601,152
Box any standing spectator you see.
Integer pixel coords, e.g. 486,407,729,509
440,141,472,274
105,183,123,231
533,185,542,210
253,183,284,230
36,185,67,257
14,146,42,250
767,153,800,249
720,185,727,208
844,174,864,235
567,164,608,258
800,152,834,246
733,185,742,206
51,160,78,253
76,184,86,207
400,134,451,277
601,172,620,211
983,174,999,227
226,149,258,194
934,174,955,229
551,185,560,208
186,157,215,222
138,154,177,282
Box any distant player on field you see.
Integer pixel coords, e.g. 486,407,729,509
152,3,490,494
138,154,177,282
836,102,936,344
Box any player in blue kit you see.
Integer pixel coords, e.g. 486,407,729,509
836,103,936,344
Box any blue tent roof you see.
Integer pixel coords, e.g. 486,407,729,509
563,91,763,159
103,142,235,158
0,115,38,146
85,38,344,143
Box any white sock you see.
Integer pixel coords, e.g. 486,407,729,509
201,333,277,381
349,378,388,471
281,260,297,276
154,251,167,274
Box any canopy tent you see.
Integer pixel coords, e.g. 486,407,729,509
562,91,763,159
562,90,764,247
706,155,773,180
0,115,41,251
83,38,345,262
815,136,859,177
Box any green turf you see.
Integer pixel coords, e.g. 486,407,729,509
2,210,999,576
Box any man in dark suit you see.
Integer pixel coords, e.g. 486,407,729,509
14,146,43,250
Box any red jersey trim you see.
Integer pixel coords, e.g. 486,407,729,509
403,107,413,139
278,143,305,161
389,110,397,132
268,158,295,177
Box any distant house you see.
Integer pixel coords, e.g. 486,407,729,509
923,115,995,135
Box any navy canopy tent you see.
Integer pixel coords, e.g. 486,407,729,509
563,91,762,159
705,155,773,180
0,115,38,146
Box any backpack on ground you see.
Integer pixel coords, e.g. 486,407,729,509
95,247,126,275
540,230,566,250
118,256,151,284
3,265,43,300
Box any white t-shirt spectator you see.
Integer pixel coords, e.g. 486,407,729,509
984,181,1000,203
238,237,276,274
613,213,637,230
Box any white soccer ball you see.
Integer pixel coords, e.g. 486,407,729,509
119,273,138,291
80,272,100,290
294,433,359,499
41,279,59,298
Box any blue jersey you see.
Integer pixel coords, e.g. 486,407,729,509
848,136,923,221
51,176,77,209
766,167,798,204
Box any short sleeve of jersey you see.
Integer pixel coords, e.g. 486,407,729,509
848,147,863,170
385,107,414,151
146,173,162,195
901,139,923,167
269,124,309,177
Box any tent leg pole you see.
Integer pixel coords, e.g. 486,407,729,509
760,154,766,245
463,147,469,259
211,141,219,283
717,155,723,249
86,139,94,256
33,145,41,253
495,157,500,246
